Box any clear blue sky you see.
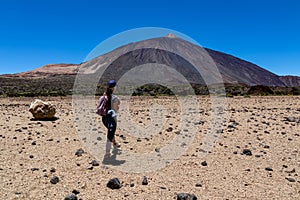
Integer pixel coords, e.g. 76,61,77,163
0,0,299,76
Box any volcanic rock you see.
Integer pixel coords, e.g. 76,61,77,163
142,176,148,185
242,149,252,156
177,193,197,200
286,177,296,182
29,99,56,119
201,161,208,166
75,148,84,156
64,193,78,200
107,178,122,189
50,176,59,184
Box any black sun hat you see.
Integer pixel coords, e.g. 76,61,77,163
107,80,117,88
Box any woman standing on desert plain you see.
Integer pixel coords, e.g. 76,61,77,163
97,80,121,157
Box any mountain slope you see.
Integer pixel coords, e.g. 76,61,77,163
279,76,300,87
79,36,295,86
205,48,286,86
1,35,299,87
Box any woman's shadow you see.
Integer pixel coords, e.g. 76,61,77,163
102,147,125,166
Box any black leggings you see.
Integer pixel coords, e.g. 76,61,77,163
102,115,117,142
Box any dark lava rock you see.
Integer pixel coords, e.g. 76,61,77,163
195,183,202,187
286,177,296,182
177,193,197,200
166,127,173,132
75,148,84,156
242,149,252,156
107,178,122,189
90,160,99,166
265,167,273,171
201,161,207,166
50,167,56,173
50,176,59,184
72,189,80,195
284,117,298,123
31,168,39,171
227,124,235,129
130,183,135,187
285,168,296,173
142,176,148,185
64,193,78,200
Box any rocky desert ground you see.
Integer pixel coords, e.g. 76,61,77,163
0,96,299,199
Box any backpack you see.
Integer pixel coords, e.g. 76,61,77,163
96,96,108,116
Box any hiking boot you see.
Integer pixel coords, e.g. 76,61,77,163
113,141,121,148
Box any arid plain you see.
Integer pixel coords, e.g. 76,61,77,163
0,96,299,199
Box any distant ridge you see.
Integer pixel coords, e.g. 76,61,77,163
3,64,80,78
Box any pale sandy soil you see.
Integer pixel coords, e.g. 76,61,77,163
0,96,299,200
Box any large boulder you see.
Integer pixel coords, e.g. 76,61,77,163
29,99,56,119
